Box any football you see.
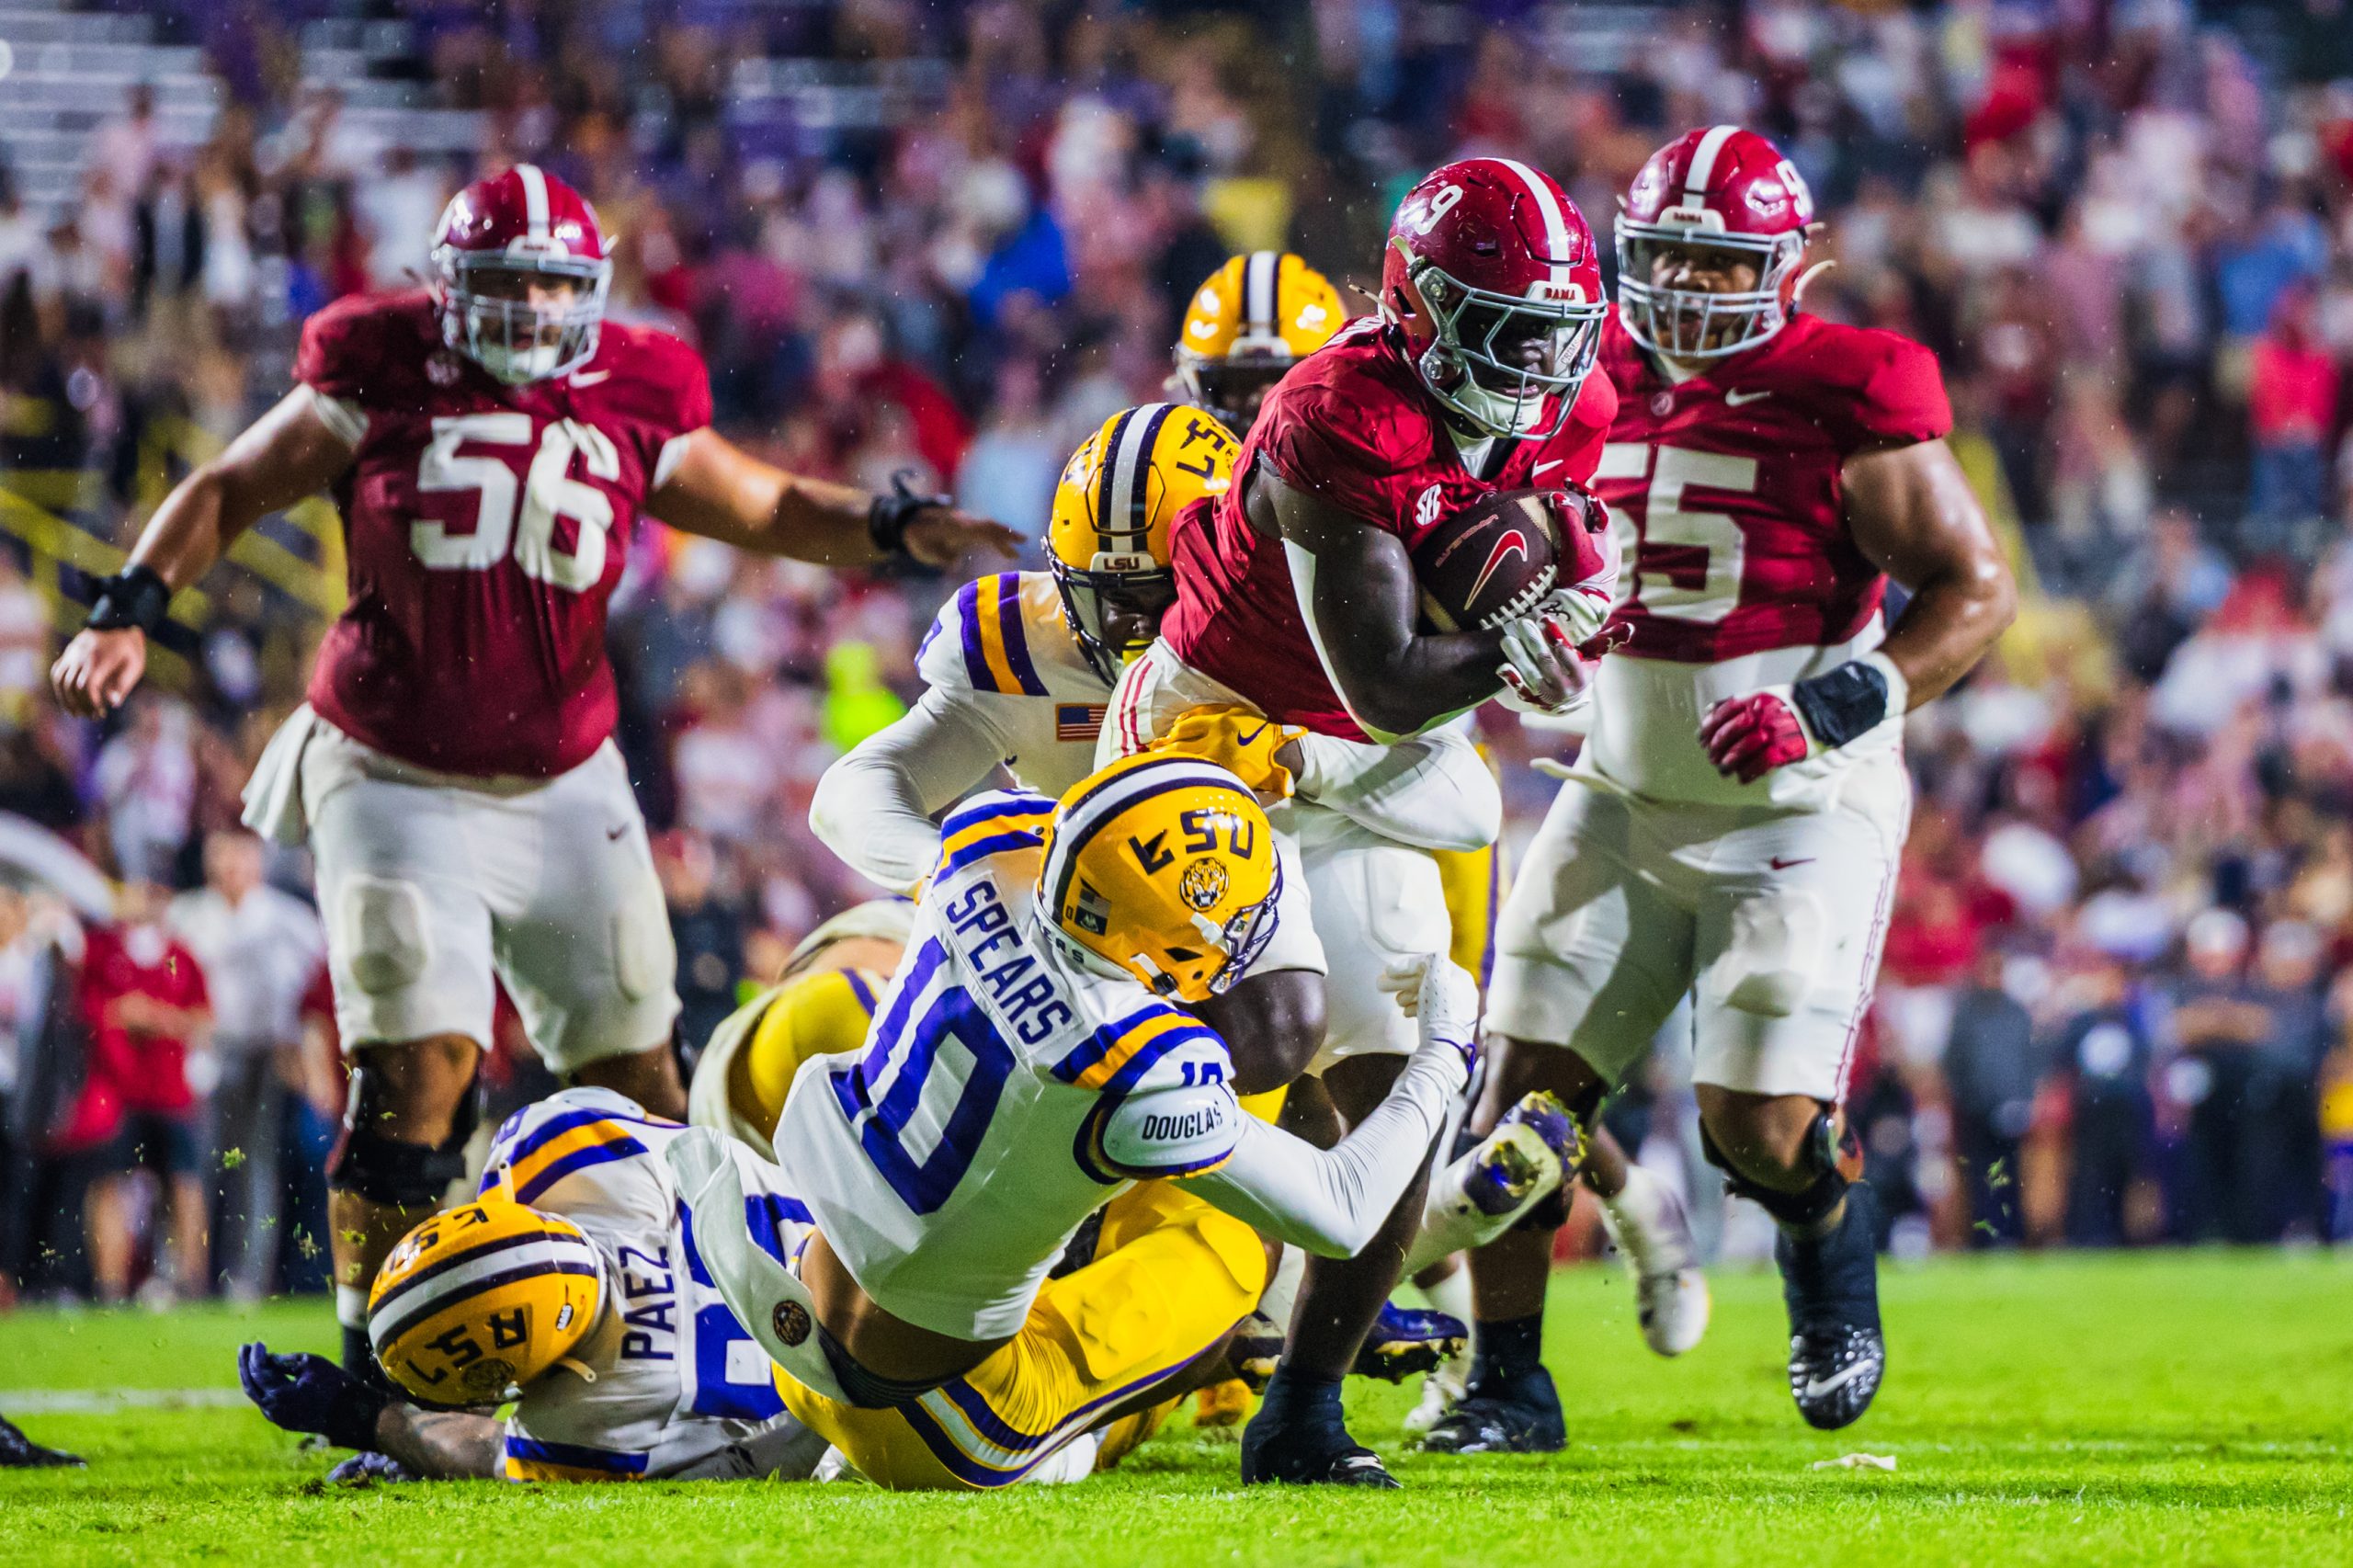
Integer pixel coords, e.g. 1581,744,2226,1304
1413,486,1601,632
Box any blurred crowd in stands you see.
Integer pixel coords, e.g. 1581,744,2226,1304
6,0,2353,1302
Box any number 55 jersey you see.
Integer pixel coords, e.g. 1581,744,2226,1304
1584,309,1949,810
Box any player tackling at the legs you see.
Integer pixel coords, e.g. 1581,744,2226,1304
49,165,1017,1394
1427,127,2016,1451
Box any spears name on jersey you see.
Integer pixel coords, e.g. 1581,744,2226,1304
1165,317,1617,741
913,572,1112,796
296,290,711,779
1585,311,1950,804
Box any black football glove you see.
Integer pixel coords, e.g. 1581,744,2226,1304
238,1343,391,1451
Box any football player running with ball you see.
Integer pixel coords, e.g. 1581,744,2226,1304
1103,159,1624,1487
1429,127,2016,1452
51,165,1017,1396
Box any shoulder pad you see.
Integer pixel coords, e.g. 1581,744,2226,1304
918,574,1051,698
1086,1076,1243,1181
932,789,1057,882
483,1087,673,1207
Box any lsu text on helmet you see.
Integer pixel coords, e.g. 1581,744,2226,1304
368,1175,604,1405
1040,753,1280,1004
1049,403,1239,685
431,163,613,385
1617,125,1817,361
1172,252,1347,432
1379,158,1607,442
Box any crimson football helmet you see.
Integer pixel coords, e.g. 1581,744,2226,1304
1617,126,1817,361
430,164,612,385
1380,158,1606,441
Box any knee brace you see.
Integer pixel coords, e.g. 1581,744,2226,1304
1701,1109,1862,1233
326,1064,482,1208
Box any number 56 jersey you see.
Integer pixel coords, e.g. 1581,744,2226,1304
773,792,1248,1343
295,290,711,779
1586,311,1949,808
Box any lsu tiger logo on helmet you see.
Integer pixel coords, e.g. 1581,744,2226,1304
1048,403,1239,685
368,1175,604,1405
1040,754,1280,1003
1172,252,1347,433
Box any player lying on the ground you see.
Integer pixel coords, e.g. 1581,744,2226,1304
1098,158,1636,1487
238,1090,831,1483
669,754,1482,1490
51,163,1018,1398
1430,126,2018,1454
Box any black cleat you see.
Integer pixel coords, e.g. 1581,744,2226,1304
0,1415,85,1469
1778,1180,1886,1430
1240,1418,1400,1488
1415,1367,1565,1454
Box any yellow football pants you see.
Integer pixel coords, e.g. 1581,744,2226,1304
777,1182,1266,1490
1435,839,1506,984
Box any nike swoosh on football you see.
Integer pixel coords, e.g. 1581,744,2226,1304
1801,1361,1873,1400
1768,856,1813,870
1724,388,1771,406
1532,459,1565,476
1465,530,1529,607
572,369,612,387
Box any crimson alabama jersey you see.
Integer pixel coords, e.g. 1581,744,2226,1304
1585,310,1951,807
1164,317,1616,740
296,290,710,778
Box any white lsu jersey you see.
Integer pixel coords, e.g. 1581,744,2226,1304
772,791,1246,1341
914,571,1113,797
479,1087,820,1482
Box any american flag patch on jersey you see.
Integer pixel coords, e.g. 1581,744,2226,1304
1056,704,1108,742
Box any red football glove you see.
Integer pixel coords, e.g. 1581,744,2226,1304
1699,688,1813,784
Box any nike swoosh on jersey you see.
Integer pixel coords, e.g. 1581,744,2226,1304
1465,530,1530,607
1800,1360,1873,1400
1532,459,1565,476
1768,856,1813,870
1723,388,1771,406
571,369,613,387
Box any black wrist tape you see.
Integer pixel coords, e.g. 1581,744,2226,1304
85,564,171,635
868,471,947,558
1790,659,1890,751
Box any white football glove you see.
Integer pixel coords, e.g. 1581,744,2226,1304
1379,953,1481,1081
1497,615,1598,716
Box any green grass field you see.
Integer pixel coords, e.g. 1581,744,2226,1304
2,1251,2348,1567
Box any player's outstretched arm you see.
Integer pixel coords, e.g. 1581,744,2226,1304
51,390,355,718
648,429,1020,569
1166,958,1477,1256
1845,437,2017,708
1259,471,1583,742
810,690,1017,894
373,1404,504,1480
237,1342,498,1479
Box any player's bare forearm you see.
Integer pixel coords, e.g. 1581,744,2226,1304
137,389,357,587
52,390,352,717
1846,437,2016,707
1258,472,1503,737
651,428,1020,569
373,1403,501,1480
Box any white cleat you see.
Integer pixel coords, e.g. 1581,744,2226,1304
1598,1164,1712,1358
1402,1354,1468,1437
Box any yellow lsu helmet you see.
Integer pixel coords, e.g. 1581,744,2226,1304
1173,252,1347,432
1048,403,1238,685
1040,753,1281,1003
369,1178,604,1405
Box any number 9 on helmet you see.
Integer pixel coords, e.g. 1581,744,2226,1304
1048,403,1239,685
1040,754,1282,1003
368,1175,604,1405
